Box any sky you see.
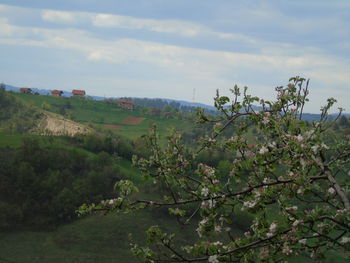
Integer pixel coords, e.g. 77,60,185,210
0,0,349,113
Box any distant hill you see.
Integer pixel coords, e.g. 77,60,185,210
2,83,348,120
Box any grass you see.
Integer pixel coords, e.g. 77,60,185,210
11,93,193,140
0,210,196,263
0,132,43,147
1,210,347,263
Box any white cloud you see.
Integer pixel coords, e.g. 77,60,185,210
41,9,91,25
0,17,14,36
0,3,348,112
37,6,266,42
42,10,75,23
2,17,347,94
92,13,203,37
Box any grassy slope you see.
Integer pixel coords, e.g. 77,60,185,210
2,93,347,262
0,132,34,147
11,93,192,140
1,211,347,263
0,211,196,263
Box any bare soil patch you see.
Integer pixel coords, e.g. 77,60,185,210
122,116,145,125
103,124,124,130
35,112,91,136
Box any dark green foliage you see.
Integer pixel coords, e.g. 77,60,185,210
71,133,136,160
339,115,350,127
0,87,42,132
0,137,125,230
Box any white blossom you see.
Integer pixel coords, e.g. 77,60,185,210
282,246,293,255
305,130,315,139
311,145,319,154
259,247,269,259
340,237,350,244
108,199,116,205
262,117,270,125
267,222,278,237
296,134,303,142
268,141,276,148
297,188,304,195
208,199,216,209
269,222,277,232
266,232,274,238
292,220,302,227
214,225,222,232
196,218,209,237
242,200,257,210
328,187,336,195
321,143,329,149
208,255,219,263
298,239,307,245
244,231,251,236
259,146,269,154
285,206,298,211
201,187,209,197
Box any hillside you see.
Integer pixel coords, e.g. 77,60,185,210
9,91,193,140
1,88,349,263
0,88,92,136
4,83,349,121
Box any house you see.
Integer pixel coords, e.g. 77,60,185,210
20,88,32,94
72,89,86,97
51,90,63,97
117,99,134,110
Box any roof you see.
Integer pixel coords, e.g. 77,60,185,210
117,99,134,105
72,89,86,95
20,87,32,92
51,90,63,95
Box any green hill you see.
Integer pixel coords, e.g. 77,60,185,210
0,90,195,262
10,92,193,140
2,90,347,263
0,88,43,133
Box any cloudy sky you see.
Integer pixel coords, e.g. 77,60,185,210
0,0,349,113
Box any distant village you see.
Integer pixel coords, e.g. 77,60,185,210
19,87,134,110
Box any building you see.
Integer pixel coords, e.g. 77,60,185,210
72,89,86,97
117,99,134,110
51,90,63,97
20,88,32,94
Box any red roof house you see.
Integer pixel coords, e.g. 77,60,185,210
20,88,32,94
51,90,63,97
117,99,134,110
72,89,86,97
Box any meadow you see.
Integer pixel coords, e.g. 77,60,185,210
11,93,192,140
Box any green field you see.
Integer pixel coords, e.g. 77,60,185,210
11,93,192,140
0,211,346,263
0,211,196,263
0,132,30,147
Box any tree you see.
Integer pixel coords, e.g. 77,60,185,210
339,116,350,128
79,77,349,262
